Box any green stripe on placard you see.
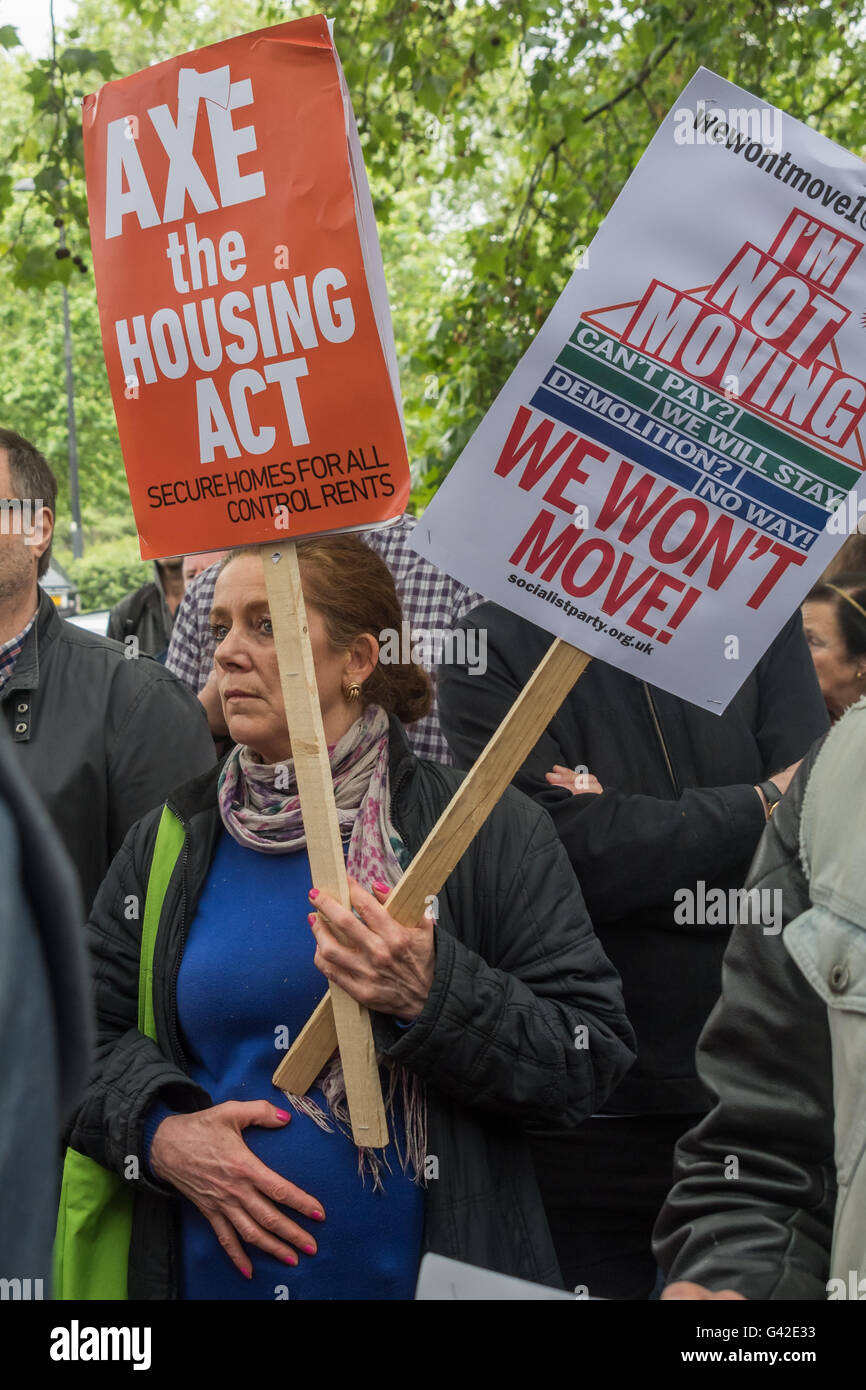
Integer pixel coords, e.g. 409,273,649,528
733,409,857,489
560,326,860,492
556,341,659,411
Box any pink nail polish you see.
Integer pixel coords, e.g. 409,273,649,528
372,880,389,894
303,1244,316,1255
309,888,320,900
282,1255,298,1266
275,1109,291,1122
308,912,317,925
310,1209,324,1221
241,1266,252,1279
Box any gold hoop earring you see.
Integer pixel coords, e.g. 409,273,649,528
344,681,362,703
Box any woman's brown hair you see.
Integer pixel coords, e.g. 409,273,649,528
806,572,866,665
218,536,433,724
294,534,433,725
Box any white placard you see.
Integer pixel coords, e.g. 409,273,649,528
413,69,866,712
415,1253,582,1300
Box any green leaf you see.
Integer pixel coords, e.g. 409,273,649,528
59,47,116,81
20,135,43,162
10,245,62,291
24,66,52,103
0,24,20,48
33,166,66,194
530,65,550,99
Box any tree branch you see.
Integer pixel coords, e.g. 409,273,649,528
581,10,695,127
807,73,858,120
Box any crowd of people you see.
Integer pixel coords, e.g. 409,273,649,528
1,421,865,1302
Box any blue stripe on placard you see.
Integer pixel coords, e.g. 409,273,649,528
529,383,827,539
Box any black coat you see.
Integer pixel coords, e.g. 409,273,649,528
108,577,173,658
1,589,216,911
0,726,92,1286
438,603,829,1114
69,717,635,1297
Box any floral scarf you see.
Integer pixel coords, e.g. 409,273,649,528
217,703,426,1186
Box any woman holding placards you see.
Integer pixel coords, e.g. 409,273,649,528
67,536,633,1299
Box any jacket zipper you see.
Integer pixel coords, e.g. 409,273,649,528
642,683,680,798
388,755,415,853
157,807,199,1297
166,814,190,1072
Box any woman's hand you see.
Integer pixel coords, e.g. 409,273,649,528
545,764,604,795
308,877,435,1022
149,1100,325,1279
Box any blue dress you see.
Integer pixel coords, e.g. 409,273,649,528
172,830,424,1300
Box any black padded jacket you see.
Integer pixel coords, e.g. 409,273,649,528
0,590,215,912
68,716,635,1297
438,604,829,1114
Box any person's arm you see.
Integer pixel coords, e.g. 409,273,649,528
67,816,213,1194
165,566,228,735
106,605,123,643
528,779,768,922
164,569,211,691
106,668,216,862
450,582,485,625
439,609,823,923
653,746,836,1300
196,666,229,738
438,611,765,920
367,793,636,1128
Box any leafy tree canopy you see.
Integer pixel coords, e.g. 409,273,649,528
1,0,865,569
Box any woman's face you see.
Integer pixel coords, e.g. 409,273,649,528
802,598,863,719
210,552,375,763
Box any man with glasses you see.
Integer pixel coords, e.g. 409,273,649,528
0,428,214,911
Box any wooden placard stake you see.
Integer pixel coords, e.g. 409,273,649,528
262,540,388,1148
273,636,591,1095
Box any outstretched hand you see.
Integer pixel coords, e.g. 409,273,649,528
546,764,604,796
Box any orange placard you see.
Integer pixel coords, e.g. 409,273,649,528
82,15,410,559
